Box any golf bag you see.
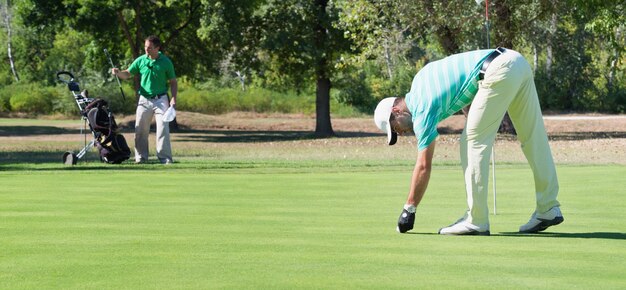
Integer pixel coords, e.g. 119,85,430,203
57,71,130,165
82,98,131,164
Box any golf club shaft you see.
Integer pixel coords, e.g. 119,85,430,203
104,49,126,100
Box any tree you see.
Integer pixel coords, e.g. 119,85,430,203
197,0,265,84
17,0,210,85
579,0,625,111
1,0,19,81
68,0,207,94
259,0,352,137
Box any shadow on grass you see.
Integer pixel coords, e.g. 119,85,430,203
0,126,82,136
174,129,382,143
0,152,67,164
0,157,173,171
438,126,626,141
494,232,626,240
402,231,626,240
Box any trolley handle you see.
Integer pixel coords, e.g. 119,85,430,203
57,71,81,93
56,71,75,83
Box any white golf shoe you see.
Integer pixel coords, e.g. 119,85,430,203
519,206,564,233
438,219,490,236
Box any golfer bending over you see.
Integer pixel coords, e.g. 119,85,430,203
374,47,563,235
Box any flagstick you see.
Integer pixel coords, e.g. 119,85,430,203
485,0,497,215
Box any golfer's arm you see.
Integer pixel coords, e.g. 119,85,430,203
115,70,132,80
169,78,178,101
406,141,436,207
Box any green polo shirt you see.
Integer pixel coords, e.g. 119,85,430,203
127,52,176,97
405,49,493,151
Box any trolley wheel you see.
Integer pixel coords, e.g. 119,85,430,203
63,151,78,165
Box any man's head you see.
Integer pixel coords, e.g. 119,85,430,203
144,35,162,59
374,97,413,145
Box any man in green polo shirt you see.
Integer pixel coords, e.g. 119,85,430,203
112,35,177,164
374,48,563,235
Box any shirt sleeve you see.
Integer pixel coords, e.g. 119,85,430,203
165,58,176,80
127,58,141,76
414,109,439,151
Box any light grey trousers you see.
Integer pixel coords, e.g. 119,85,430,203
461,50,560,227
134,95,172,163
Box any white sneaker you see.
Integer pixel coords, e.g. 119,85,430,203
519,207,564,233
439,220,490,236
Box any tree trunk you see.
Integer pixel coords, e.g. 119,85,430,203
315,77,334,137
546,11,556,80
313,0,334,137
607,27,621,89
532,43,538,73
492,2,513,49
422,0,460,54
2,0,19,81
116,3,143,102
489,0,516,135
383,39,394,80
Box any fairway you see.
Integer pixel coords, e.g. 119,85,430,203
1,164,625,289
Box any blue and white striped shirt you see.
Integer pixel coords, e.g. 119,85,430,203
406,49,493,151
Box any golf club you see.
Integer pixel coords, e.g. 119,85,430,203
104,48,126,100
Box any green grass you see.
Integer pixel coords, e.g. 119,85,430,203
1,117,625,289
1,165,625,289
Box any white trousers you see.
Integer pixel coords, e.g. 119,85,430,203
461,50,560,227
134,95,172,163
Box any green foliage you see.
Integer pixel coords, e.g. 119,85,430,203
0,86,11,113
177,84,317,115
2,0,625,116
5,83,55,114
333,68,373,112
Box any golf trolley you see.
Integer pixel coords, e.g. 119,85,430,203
57,71,131,165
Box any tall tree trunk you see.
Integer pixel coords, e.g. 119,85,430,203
607,27,621,89
489,0,516,135
383,38,393,80
546,11,557,80
492,1,513,49
532,43,538,73
313,0,334,137
423,0,460,54
2,0,19,81
116,3,143,102
315,78,334,137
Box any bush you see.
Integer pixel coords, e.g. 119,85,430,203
0,79,361,117
177,85,317,115
4,83,55,115
82,83,136,115
0,87,11,113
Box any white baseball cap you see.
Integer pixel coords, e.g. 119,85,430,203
374,97,398,145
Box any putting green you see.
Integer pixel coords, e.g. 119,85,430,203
1,165,624,289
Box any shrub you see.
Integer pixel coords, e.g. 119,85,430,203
0,87,11,113
177,86,318,115
6,84,55,115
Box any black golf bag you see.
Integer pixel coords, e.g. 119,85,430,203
57,71,130,165
82,98,131,164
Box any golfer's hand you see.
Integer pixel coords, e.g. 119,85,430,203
170,98,176,108
397,207,416,233
111,68,120,76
